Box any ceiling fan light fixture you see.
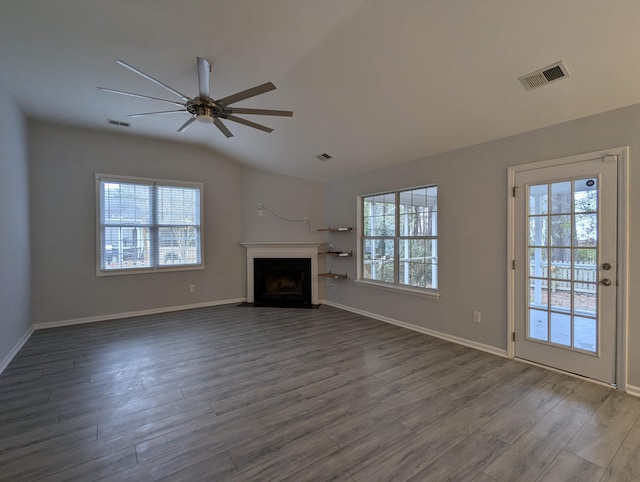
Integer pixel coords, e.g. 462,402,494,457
196,114,213,124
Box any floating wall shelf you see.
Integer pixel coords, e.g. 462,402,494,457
317,227,353,232
319,251,353,257
318,227,351,281
318,271,347,280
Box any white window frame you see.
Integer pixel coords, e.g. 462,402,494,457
96,173,204,276
357,185,439,299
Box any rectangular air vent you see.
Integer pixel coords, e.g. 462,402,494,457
519,61,570,91
108,119,130,127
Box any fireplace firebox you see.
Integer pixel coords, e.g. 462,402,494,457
254,258,312,308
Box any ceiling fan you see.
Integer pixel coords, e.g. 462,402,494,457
98,57,293,138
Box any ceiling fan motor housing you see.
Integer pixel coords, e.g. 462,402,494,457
188,100,222,121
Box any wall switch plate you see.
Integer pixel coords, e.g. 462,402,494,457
473,311,481,323
189,284,196,292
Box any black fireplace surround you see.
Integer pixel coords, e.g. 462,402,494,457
253,258,312,308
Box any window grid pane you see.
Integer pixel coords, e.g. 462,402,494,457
157,185,200,226
102,181,152,226
361,186,437,290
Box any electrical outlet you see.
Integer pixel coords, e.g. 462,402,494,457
189,284,196,293
258,202,263,216
473,311,481,323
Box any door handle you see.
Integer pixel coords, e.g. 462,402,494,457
600,279,613,287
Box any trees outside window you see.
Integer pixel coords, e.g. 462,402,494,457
361,186,438,290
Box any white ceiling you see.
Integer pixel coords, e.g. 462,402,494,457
2,0,640,182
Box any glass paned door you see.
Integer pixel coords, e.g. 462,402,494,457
513,154,617,384
527,178,598,353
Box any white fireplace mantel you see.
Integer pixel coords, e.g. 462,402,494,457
241,242,323,304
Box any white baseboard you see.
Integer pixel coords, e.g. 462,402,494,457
32,298,246,330
0,326,34,375
626,384,640,398
323,300,508,358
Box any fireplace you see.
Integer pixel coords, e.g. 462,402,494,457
254,258,312,308
241,242,322,306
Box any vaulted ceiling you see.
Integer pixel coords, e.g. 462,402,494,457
2,1,640,181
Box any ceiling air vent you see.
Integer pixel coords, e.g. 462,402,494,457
108,119,130,127
316,153,333,161
519,61,570,91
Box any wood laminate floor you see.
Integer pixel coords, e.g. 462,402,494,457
1,304,639,481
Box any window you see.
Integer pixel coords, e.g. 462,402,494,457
360,186,438,291
97,174,203,274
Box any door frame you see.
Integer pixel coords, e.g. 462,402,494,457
507,147,629,389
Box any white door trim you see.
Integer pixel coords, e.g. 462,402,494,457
507,147,629,389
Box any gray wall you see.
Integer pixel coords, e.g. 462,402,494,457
242,166,325,243
0,82,31,365
324,102,640,387
28,121,245,324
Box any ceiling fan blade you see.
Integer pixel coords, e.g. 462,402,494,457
97,87,186,107
213,118,234,138
177,116,197,133
197,57,211,99
216,82,276,106
129,110,188,118
229,107,293,117
225,115,273,133
116,60,191,102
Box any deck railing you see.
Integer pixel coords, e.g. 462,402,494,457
529,263,597,293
